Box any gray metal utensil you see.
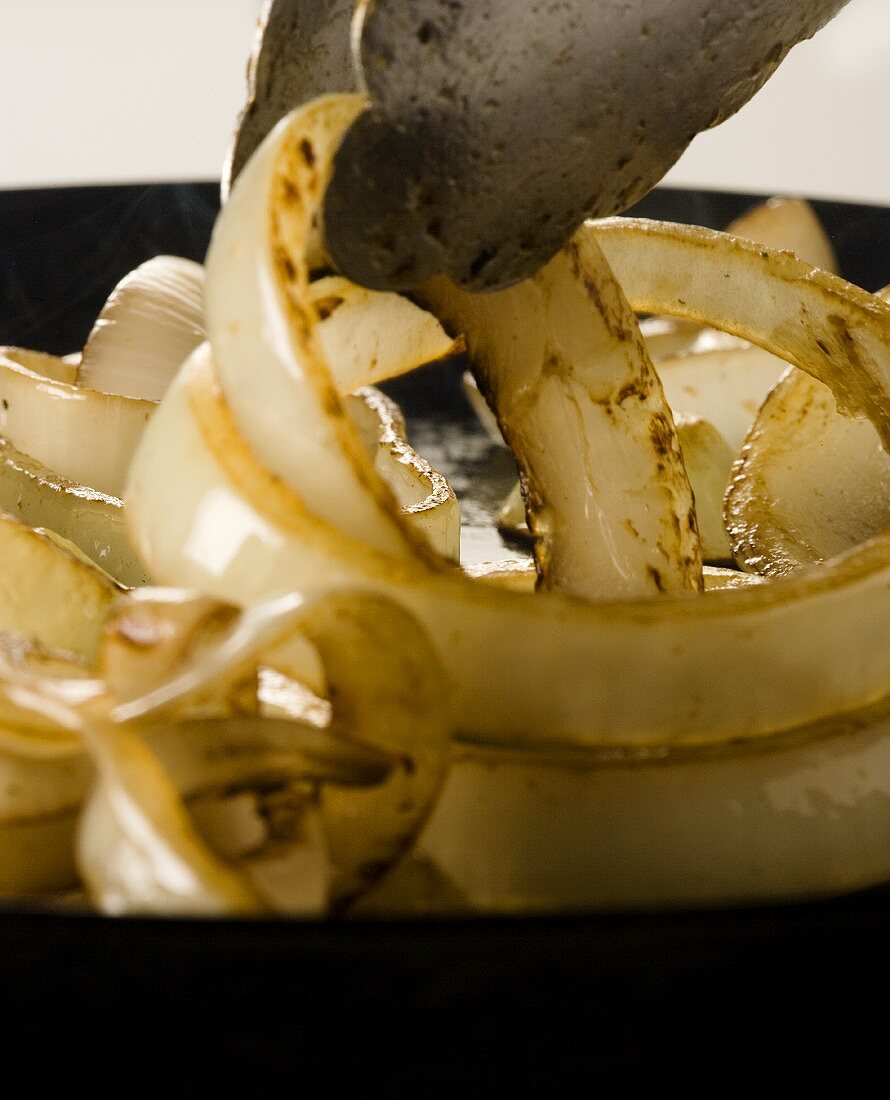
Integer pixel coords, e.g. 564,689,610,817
228,0,850,291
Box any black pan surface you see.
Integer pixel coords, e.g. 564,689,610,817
1,183,889,1091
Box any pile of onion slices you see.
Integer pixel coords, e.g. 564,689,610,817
3,93,890,913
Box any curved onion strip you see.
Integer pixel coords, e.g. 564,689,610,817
349,387,459,561
308,274,462,394
726,197,839,275
657,343,790,454
418,236,700,599
79,256,206,402
588,219,890,446
674,416,734,562
205,94,427,565
298,592,450,904
634,198,838,369
0,347,154,499
495,414,735,563
417,700,890,911
127,339,890,750
0,438,149,586
727,369,890,576
207,95,698,600
126,102,890,751
96,587,287,721
0,511,119,662
76,590,447,915
77,724,269,916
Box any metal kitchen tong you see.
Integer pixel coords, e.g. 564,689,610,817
226,0,850,292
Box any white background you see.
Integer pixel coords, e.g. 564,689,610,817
2,0,888,203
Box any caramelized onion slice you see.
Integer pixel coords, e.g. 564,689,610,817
126,99,890,751
79,588,448,914
417,700,890,911
0,438,149,586
205,94,425,566
0,511,120,662
727,369,890,576
79,256,206,402
0,347,153,499
206,94,699,601
308,274,462,394
349,387,459,561
127,330,890,751
588,218,890,448
418,234,701,599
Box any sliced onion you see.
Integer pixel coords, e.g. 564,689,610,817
418,235,701,599
127,102,890,754
77,588,449,914
79,256,206,402
636,198,837,373
417,700,890,911
349,387,459,561
588,219,890,443
77,724,271,916
726,197,839,274
207,97,699,602
657,343,790,454
308,274,462,394
0,510,120,662
0,347,153,499
496,414,736,563
0,438,149,586
204,95,426,566
727,368,890,576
